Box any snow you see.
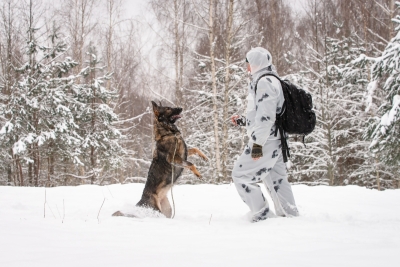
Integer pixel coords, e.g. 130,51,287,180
0,121,13,134
0,184,399,266
365,80,377,113
12,140,27,155
380,95,400,128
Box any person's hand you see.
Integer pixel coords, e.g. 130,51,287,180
251,143,263,161
231,115,240,126
231,115,246,126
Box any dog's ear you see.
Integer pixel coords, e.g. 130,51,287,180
151,101,159,117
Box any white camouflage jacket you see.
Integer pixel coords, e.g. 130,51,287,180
245,47,285,146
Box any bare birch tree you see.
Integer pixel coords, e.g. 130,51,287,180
59,0,97,73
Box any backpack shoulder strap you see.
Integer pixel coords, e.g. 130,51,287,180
254,73,283,94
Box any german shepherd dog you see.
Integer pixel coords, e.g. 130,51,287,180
113,101,208,218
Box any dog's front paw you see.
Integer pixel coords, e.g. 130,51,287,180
112,211,125,217
196,151,208,161
200,154,209,161
189,165,203,179
194,171,202,179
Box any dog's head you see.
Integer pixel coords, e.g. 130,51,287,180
151,101,182,124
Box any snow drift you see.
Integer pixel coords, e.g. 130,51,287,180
0,184,399,267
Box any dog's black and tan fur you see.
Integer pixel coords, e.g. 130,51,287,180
113,101,207,218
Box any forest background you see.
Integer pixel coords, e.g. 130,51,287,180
0,0,399,190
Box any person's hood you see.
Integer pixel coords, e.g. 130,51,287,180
246,47,273,75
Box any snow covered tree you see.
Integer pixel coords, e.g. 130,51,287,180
288,0,339,186
0,20,81,186
328,34,377,188
289,1,371,187
366,5,400,188
0,18,123,186
72,44,123,185
290,0,399,189
0,0,23,185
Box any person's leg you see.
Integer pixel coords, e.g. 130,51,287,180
232,141,280,220
262,152,299,217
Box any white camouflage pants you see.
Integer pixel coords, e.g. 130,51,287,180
232,140,299,220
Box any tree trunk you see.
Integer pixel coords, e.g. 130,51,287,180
174,0,180,98
17,157,24,186
47,149,55,186
7,164,12,185
314,0,320,72
13,159,17,186
390,0,395,39
33,143,40,187
64,0,95,74
3,2,14,185
221,0,234,182
90,57,96,185
208,0,222,182
91,145,95,184
173,0,188,137
28,157,33,185
255,0,265,46
105,0,119,90
179,0,185,99
271,0,277,66
374,157,381,191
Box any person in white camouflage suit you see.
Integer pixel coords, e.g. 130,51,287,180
231,47,299,222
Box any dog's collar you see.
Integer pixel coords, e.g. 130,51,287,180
159,121,180,132
160,132,181,139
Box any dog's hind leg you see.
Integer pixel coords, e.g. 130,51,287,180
188,148,208,161
137,193,163,214
160,197,172,218
155,185,174,218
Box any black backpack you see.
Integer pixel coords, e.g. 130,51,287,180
255,73,316,162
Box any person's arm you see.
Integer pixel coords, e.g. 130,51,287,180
251,77,280,147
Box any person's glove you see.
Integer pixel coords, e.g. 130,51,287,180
231,115,246,126
252,143,263,159
236,117,246,126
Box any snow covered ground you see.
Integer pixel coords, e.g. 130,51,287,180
0,183,399,267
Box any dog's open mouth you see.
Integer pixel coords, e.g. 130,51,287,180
170,114,182,122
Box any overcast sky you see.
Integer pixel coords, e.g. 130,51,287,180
124,0,308,18
124,0,147,17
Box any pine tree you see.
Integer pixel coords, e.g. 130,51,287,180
73,44,123,185
0,24,80,186
330,34,376,188
0,24,124,186
367,5,400,187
